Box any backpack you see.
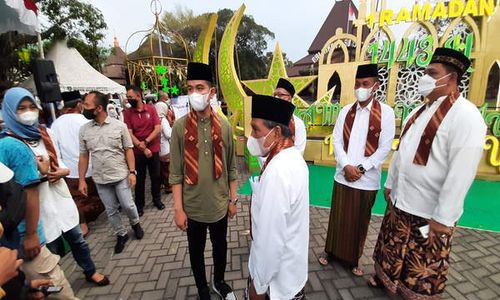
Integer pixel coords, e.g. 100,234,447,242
0,178,26,239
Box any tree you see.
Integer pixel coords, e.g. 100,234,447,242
0,0,108,86
40,0,108,71
161,7,277,81
0,32,38,85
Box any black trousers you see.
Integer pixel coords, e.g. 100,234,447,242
135,152,162,210
187,215,228,291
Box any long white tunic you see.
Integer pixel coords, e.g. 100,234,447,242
385,95,487,227
29,128,79,243
249,147,309,299
293,115,307,155
333,100,396,191
50,113,91,178
159,117,172,156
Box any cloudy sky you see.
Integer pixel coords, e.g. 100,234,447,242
85,0,414,62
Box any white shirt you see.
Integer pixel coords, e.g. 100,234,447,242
155,101,169,118
160,117,172,156
293,115,307,155
29,128,79,243
249,147,309,299
333,100,396,191
51,113,91,178
385,95,486,227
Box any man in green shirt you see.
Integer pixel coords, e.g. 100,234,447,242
170,62,238,300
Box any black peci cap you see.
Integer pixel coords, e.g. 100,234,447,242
251,94,295,126
187,62,213,83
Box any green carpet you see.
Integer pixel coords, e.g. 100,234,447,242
239,165,500,232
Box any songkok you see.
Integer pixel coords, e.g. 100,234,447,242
275,78,295,96
356,64,379,79
251,94,295,126
187,62,213,83
430,47,471,76
61,90,82,108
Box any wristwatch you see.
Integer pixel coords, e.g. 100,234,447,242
357,164,366,174
129,170,137,175
229,198,239,205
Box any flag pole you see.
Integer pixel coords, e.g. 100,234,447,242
37,32,44,59
346,1,351,35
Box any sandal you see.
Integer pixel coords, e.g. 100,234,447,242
318,255,329,266
367,275,384,289
352,267,364,277
86,273,110,287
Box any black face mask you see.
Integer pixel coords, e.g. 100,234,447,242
128,98,138,108
82,108,97,120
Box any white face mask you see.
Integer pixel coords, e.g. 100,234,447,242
17,111,39,126
189,92,210,112
417,73,451,97
246,128,275,157
354,85,375,102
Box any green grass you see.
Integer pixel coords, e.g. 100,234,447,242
239,164,500,232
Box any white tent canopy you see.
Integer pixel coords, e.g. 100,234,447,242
22,41,125,94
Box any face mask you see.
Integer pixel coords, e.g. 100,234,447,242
17,111,39,126
417,73,451,97
127,99,138,108
82,108,97,120
109,109,117,118
246,128,276,157
189,92,210,112
354,85,375,102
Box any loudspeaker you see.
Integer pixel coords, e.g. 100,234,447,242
32,59,62,103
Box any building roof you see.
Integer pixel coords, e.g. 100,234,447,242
288,0,369,76
307,0,360,54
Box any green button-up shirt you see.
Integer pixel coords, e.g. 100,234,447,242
169,115,237,223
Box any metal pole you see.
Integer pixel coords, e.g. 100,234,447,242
38,32,56,122
37,32,44,58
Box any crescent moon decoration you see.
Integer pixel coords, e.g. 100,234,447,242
217,4,248,129
242,43,317,109
193,14,218,64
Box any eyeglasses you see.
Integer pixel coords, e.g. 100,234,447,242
273,93,291,99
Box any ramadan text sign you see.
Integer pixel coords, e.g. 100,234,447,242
366,0,496,28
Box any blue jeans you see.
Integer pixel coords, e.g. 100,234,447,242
46,225,96,278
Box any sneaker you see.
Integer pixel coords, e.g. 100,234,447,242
132,223,144,239
114,234,129,254
198,286,212,300
154,202,165,210
212,281,237,300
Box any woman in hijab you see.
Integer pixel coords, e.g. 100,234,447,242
1,87,109,289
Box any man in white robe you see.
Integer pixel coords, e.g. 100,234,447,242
246,94,309,300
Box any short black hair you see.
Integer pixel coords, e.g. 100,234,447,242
442,63,462,85
88,91,109,109
126,85,143,98
262,120,293,138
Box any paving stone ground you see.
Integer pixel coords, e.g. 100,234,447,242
61,158,500,300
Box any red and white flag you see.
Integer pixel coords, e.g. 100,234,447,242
0,0,40,35
348,2,357,21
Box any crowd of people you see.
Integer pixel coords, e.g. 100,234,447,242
0,47,487,300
